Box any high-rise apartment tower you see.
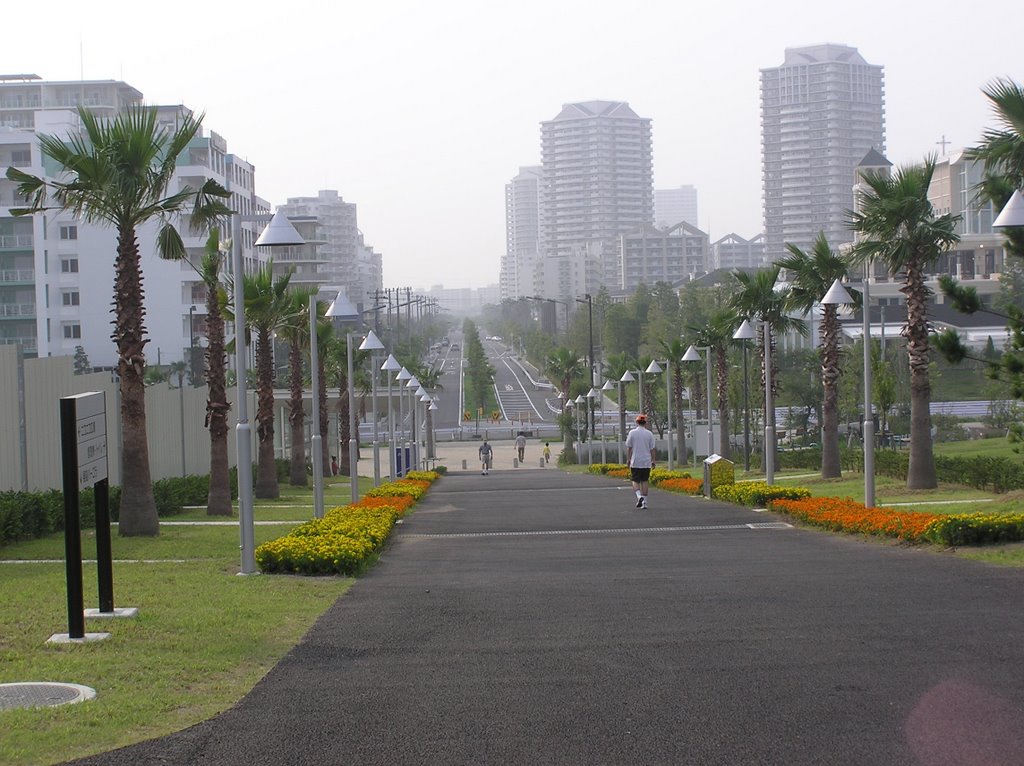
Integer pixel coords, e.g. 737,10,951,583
760,44,885,263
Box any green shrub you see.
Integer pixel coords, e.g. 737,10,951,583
558,446,577,466
923,513,1024,546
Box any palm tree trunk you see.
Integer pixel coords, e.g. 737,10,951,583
673,369,687,465
904,262,937,488
319,362,330,478
255,328,279,499
337,376,351,476
113,228,159,536
288,341,307,486
820,305,842,479
204,296,232,516
715,349,731,460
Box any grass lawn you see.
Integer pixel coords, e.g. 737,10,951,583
0,477,381,766
935,437,1021,460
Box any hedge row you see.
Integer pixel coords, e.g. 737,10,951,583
255,473,441,575
776,447,1024,494
0,458,294,548
712,482,811,507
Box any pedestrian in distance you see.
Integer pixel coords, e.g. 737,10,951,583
515,432,527,462
479,440,493,475
625,414,656,509
542,442,551,464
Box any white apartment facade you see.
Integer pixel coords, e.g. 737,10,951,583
0,75,266,369
501,166,543,301
540,101,654,294
619,221,710,290
761,44,885,264
712,233,767,271
654,185,698,229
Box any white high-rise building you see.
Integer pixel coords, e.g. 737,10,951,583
274,190,382,310
0,75,266,368
654,185,698,228
501,166,543,301
760,44,885,263
540,101,653,295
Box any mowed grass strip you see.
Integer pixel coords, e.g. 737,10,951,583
0,482,358,766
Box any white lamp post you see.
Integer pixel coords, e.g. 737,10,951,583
644,360,663,465
406,376,421,471
381,354,402,481
419,391,432,470
682,345,714,457
732,319,756,473
601,379,614,463
574,394,586,463
660,360,673,470
395,367,412,475
619,370,634,463
324,290,360,504
564,398,574,462
234,211,304,573
359,330,385,487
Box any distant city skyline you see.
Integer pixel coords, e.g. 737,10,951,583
3,0,1021,288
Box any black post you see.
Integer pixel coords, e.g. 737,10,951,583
94,478,114,613
742,341,750,472
59,397,85,639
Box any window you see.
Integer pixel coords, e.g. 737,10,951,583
11,149,31,167
63,323,81,339
62,291,80,307
61,257,78,273
60,225,78,240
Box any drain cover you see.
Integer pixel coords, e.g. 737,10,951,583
0,682,96,711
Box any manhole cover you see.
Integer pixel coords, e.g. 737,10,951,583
0,682,96,711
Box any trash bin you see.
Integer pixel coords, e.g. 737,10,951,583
703,454,735,498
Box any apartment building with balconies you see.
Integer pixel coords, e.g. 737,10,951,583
760,45,885,264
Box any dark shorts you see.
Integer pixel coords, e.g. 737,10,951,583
630,467,651,483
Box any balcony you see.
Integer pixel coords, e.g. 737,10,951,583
0,302,35,318
0,269,34,283
0,234,33,250
0,336,37,350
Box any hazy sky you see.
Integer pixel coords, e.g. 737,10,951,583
5,0,1022,288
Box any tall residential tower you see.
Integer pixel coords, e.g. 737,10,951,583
760,44,885,263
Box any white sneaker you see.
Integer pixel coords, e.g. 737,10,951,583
641,498,648,509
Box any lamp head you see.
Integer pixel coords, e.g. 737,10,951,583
993,189,1024,228
619,370,635,383
359,329,385,351
645,360,662,374
821,278,854,306
254,210,305,247
682,345,702,362
732,319,756,341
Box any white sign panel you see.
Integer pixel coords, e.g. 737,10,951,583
70,392,108,490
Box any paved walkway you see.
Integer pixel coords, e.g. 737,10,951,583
70,469,1024,765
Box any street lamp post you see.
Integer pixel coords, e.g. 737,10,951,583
308,294,325,519
732,320,755,472
407,376,421,470
644,360,662,461
618,370,634,464
587,387,600,465
601,379,614,463
683,345,714,457
324,290,361,504
396,367,412,474
573,394,586,463
232,210,305,574
359,331,385,487
382,355,402,481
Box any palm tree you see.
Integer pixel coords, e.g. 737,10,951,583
242,263,299,499
729,266,806,470
7,106,230,536
545,347,585,450
778,233,860,479
275,289,317,486
969,78,1024,193
197,230,233,515
327,333,368,478
847,158,960,489
657,339,688,463
414,363,445,458
693,311,737,460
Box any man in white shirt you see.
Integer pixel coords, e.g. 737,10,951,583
515,432,527,462
625,414,656,509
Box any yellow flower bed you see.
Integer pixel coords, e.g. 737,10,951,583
255,478,438,575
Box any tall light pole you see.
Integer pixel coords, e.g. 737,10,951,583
683,345,714,457
233,210,304,574
587,387,600,465
601,379,614,463
309,293,324,518
763,321,775,485
732,320,755,472
406,376,421,470
382,354,401,480
618,370,634,464
359,330,385,486
644,360,662,461
396,366,412,472
324,290,361,504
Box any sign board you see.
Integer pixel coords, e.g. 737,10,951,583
67,392,108,490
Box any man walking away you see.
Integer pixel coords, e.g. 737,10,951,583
479,440,493,475
625,414,656,509
515,432,527,462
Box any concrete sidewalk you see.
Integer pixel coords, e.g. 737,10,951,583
70,469,1024,765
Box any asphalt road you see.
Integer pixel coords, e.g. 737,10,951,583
69,471,1024,765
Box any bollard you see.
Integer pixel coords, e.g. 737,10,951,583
513,458,519,468
539,458,545,468
462,459,467,470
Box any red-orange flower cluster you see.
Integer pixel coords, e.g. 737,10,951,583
769,496,941,540
658,477,704,495
356,494,416,514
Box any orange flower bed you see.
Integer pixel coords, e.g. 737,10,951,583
769,496,941,541
658,477,704,495
356,494,416,514
607,467,631,479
